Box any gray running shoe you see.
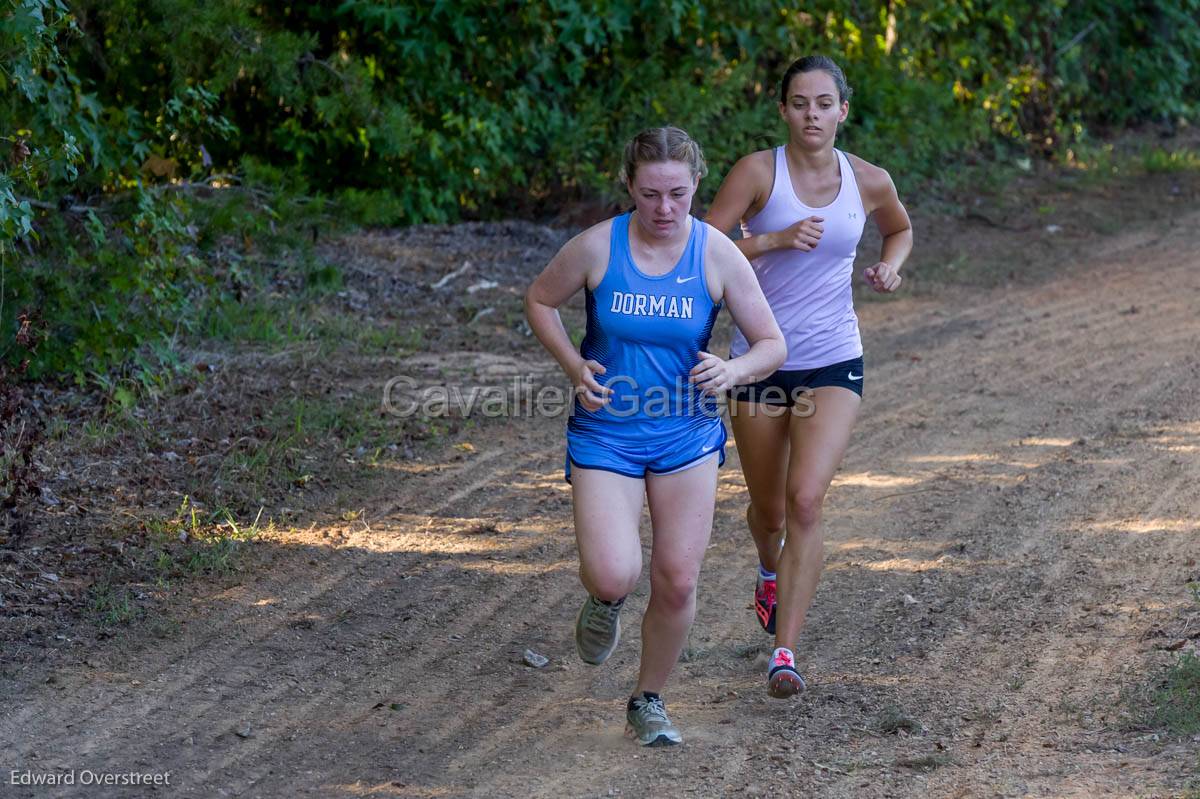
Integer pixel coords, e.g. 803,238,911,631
575,595,624,665
625,693,682,747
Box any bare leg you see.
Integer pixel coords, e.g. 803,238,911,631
772,387,860,653
728,402,791,573
635,456,719,694
571,467,645,601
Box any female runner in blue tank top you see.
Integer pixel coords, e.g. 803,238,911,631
526,127,785,746
707,56,914,698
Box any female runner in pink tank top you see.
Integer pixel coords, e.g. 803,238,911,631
707,55,913,699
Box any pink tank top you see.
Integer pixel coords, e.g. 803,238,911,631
729,146,866,370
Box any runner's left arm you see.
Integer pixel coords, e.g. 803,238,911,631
856,161,912,293
690,231,786,394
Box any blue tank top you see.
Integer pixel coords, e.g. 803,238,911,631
568,212,722,438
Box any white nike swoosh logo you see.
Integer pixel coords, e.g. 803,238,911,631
676,275,699,284
847,372,862,381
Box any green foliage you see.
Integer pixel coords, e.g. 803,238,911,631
1149,583,1200,735
1,0,1199,381
88,579,138,626
1,0,245,382
1143,145,1200,173
9,187,208,381
303,0,1200,211
144,497,262,584
26,0,1200,228
0,0,81,250
897,0,1200,154
1154,650,1200,735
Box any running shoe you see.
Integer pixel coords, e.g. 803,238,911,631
767,647,806,699
625,693,682,747
575,595,624,665
754,574,777,634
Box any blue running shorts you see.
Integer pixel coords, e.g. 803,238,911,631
565,420,727,483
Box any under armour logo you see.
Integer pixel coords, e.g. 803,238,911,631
848,212,858,219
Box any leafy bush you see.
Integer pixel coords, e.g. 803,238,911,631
1,0,1198,379
1,0,243,382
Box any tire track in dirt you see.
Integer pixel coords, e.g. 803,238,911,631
885,225,1187,356
896,229,1200,796
879,223,1178,348
857,247,1194,464
165,442,578,795
0,445,562,796
892,220,1192,355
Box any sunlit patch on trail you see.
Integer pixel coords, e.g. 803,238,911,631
716,474,749,495
271,513,571,560
906,453,1002,464
1146,420,1200,454
333,780,456,797
506,470,571,489
834,556,981,574
1017,436,1075,447
384,462,451,476
832,471,921,489
831,536,960,554
1087,517,1197,535
825,537,981,573
905,452,1045,470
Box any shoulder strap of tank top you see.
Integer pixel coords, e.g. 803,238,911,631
596,212,631,291
690,217,716,302
769,146,789,207
835,150,866,215
679,216,705,277
609,212,631,265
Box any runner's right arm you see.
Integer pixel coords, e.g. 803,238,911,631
707,152,823,259
524,227,612,410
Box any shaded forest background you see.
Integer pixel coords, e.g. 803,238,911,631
2,0,1199,381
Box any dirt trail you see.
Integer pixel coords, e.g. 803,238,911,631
3,208,1199,797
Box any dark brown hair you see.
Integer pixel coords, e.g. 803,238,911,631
779,55,853,104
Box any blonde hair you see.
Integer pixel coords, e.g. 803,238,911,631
618,126,708,185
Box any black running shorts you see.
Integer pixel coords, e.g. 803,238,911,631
728,356,864,407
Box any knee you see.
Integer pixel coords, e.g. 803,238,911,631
581,566,639,602
748,502,786,537
785,489,825,531
649,566,698,612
